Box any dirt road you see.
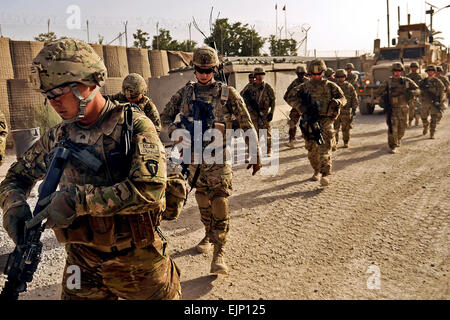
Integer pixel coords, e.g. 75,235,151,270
1,110,449,299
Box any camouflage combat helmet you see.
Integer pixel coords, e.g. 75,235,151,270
248,73,255,79
410,62,419,68
295,65,307,74
391,62,404,71
253,67,265,75
193,45,219,68
436,66,443,73
345,63,355,70
426,65,436,72
29,38,107,123
335,69,347,78
325,67,335,78
122,73,147,99
308,59,327,74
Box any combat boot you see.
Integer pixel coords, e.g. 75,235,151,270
389,148,397,154
196,236,212,253
430,129,435,139
320,175,330,187
343,142,349,148
311,171,320,181
210,244,228,275
332,145,337,151
285,140,295,148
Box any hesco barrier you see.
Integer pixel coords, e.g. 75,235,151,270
149,50,170,77
89,43,104,60
7,79,61,132
103,45,129,78
0,38,14,80
0,79,13,147
127,47,151,79
167,51,192,70
10,40,44,80
100,77,124,96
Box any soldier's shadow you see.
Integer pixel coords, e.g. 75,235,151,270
181,275,217,300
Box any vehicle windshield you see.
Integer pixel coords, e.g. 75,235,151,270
379,49,401,60
403,47,425,59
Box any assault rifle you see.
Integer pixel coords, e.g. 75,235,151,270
242,89,265,127
0,140,102,300
299,90,324,145
382,81,393,134
423,79,442,113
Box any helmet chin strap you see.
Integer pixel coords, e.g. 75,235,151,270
62,83,100,124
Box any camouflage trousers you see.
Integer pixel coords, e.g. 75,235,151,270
421,103,443,135
304,118,334,176
387,105,408,149
334,113,353,145
189,163,232,247
61,239,181,300
288,108,301,141
408,98,421,125
250,113,272,154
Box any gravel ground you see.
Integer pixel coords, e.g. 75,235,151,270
0,110,449,300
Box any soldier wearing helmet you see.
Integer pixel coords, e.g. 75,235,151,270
283,65,309,148
109,73,162,134
241,66,276,156
161,45,262,275
333,69,358,149
0,38,181,300
376,62,420,153
435,66,450,104
418,65,446,139
325,68,336,82
285,59,346,186
345,63,360,90
239,73,256,97
406,62,423,127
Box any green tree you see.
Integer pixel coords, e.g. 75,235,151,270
152,29,197,51
133,29,150,48
431,30,446,49
34,32,57,43
98,34,105,44
205,18,265,56
268,35,298,56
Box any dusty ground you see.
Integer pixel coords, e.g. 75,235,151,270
0,109,449,300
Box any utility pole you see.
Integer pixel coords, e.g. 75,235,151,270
188,22,192,51
86,20,90,43
124,21,128,47
156,22,159,50
47,18,50,33
251,25,255,56
284,5,287,39
387,0,391,47
275,4,278,39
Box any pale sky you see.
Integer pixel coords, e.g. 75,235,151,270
1,0,448,55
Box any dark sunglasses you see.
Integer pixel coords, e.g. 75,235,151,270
44,84,73,100
336,76,346,79
311,72,322,76
195,66,215,74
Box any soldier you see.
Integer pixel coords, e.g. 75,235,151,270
406,62,423,127
325,68,336,82
0,110,8,166
109,73,162,134
241,67,276,156
333,69,359,149
283,65,309,148
239,73,256,97
376,63,420,153
419,65,446,139
286,59,346,186
345,63,360,91
161,45,262,275
0,38,181,300
436,66,450,103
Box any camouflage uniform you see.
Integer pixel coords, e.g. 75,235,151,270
0,38,180,300
334,71,358,148
283,69,309,144
161,46,260,274
109,92,161,134
345,64,359,91
242,68,276,155
0,111,8,166
419,70,446,138
436,68,450,104
376,63,420,151
406,66,423,126
286,60,346,184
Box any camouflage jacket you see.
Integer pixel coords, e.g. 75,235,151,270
437,75,450,94
0,99,166,250
406,72,423,85
240,83,253,98
0,111,8,166
376,76,420,106
110,93,161,134
242,82,276,116
283,77,309,103
337,81,359,114
285,79,347,119
418,77,446,109
346,73,359,90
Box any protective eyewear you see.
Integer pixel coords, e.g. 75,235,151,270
43,84,73,100
311,72,322,76
195,66,215,74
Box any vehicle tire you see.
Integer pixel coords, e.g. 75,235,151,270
367,103,375,114
359,101,370,115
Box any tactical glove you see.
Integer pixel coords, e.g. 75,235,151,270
3,203,32,245
26,186,78,229
266,113,274,122
246,149,262,176
352,108,357,116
